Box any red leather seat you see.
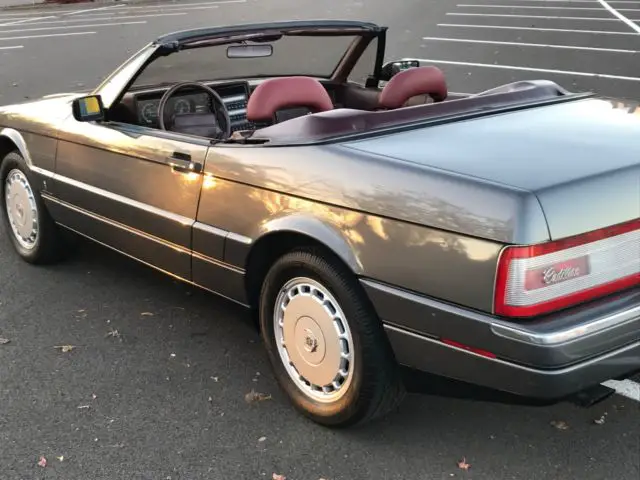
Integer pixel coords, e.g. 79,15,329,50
378,66,448,109
247,76,334,123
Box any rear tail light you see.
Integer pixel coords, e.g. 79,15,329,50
494,219,639,318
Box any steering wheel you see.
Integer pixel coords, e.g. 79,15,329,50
157,81,231,140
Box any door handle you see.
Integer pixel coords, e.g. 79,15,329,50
168,152,202,174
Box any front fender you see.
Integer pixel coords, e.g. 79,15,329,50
0,128,34,166
0,128,54,179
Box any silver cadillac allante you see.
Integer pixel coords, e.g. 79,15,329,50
1,21,638,428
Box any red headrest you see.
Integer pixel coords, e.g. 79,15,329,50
247,76,334,122
379,66,448,109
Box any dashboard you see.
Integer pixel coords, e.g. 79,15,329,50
134,81,261,132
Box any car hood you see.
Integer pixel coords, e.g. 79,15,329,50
0,92,82,134
343,96,640,241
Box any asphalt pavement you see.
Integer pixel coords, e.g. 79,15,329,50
1,1,639,479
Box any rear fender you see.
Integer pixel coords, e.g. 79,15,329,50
248,214,364,274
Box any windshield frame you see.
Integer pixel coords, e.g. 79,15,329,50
96,21,386,112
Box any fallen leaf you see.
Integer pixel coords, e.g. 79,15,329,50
55,345,75,353
593,413,607,425
141,312,154,317
551,420,569,430
0,338,10,345
457,458,471,470
56,456,64,462
258,436,267,442
272,474,286,480
106,329,120,339
245,390,272,404
37,456,47,468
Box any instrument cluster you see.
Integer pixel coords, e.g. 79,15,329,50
134,82,258,132
137,92,211,126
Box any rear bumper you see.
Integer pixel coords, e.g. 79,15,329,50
362,279,640,400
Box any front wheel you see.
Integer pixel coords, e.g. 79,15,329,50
1,151,66,264
259,248,405,427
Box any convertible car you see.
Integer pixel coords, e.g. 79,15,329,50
1,20,638,428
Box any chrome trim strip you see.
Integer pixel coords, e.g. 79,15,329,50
228,231,252,245
384,323,640,374
56,223,251,309
222,94,247,104
42,193,191,255
53,173,194,227
491,305,640,346
193,221,228,239
227,108,247,117
363,278,640,347
192,250,245,274
30,166,54,179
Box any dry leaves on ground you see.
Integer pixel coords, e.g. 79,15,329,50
0,338,10,345
550,420,569,430
106,329,121,339
55,345,75,353
245,390,272,404
593,413,607,425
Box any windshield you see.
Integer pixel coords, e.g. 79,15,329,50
132,35,360,87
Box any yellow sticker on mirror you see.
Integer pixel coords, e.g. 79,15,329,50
84,97,100,115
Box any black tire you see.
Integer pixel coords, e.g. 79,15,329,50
259,247,406,428
0,151,67,264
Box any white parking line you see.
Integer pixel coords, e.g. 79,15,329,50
58,5,223,20
0,4,124,27
598,0,640,32
602,380,640,402
439,23,640,34
62,4,124,16
447,12,624,20
0,15,57,27
0,44,22,50
414,58,640,81
120,0,247,9
1,13,191,27
423,36,639,53
0,31,95,42
457,4,640,10
491,0,640,2
0,21,147,35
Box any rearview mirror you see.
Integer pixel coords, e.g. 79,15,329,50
380,60,420,82
227,44,273,58
72,95,105,122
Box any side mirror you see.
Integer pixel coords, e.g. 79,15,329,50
379,59,420,82
72,95,105,122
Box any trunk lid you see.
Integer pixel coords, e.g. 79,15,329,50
344,96,640,240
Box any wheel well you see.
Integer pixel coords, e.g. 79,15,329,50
0,136,18,161
244,231,354,310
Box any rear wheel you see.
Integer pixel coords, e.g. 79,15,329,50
1,151,66,264
259,247,405,427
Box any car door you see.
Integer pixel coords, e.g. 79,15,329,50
50,117,208,281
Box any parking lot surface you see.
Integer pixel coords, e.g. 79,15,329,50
1,1,639,479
